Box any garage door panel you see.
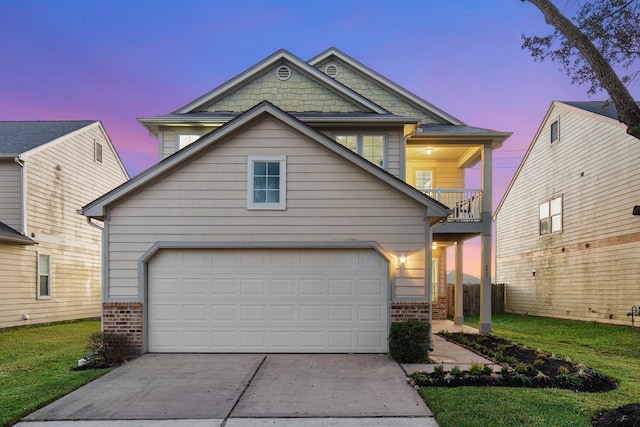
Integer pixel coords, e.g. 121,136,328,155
148,248,388,353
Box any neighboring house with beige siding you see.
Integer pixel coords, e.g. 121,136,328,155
83,48,510,354
0,121,129,328
495,101,640,326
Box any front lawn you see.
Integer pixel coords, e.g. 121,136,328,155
421,314,640,427
0,319,113,427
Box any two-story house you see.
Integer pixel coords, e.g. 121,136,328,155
0,121,129,328
82,48,510,353
495,101,640,325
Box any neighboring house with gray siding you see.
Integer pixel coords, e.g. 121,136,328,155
495,101,640,325
0,121,129,328
83,48,510,354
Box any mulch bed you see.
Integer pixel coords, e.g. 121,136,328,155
410,332,618,393
592,403,640,426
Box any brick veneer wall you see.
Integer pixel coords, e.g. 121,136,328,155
432,297,449,320
390,301,430,322
102,302,143,354
390,299,448,323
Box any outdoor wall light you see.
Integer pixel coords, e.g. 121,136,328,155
432,242,437,250
399,255,407,269
633,206,640,216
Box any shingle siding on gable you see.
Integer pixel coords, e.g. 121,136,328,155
315,61,441,123
105,117,429,300
496,103,640,325
202,67,366,113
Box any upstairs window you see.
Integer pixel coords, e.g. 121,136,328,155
94,141,103,163
415,170,433,191
178,134,200,150
550,120,559,144
247,156,286,210
38,253,50,298
335,134,386,167
539,196,563,235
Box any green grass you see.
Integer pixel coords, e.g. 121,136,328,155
421,314,640,427
0,319,113,427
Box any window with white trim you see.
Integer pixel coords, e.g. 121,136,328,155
38,253,50,298
335,134,386,168
415,170,433,191
178,134,200,150
539,196,562,235
247,156,286,210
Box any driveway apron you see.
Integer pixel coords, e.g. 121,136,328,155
25,354,264,420
21,353,436,426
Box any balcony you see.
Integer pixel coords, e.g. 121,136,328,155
423,189,483,222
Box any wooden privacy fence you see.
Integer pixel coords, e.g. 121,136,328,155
446,283,505,316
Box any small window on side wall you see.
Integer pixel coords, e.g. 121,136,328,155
38,253,50,298
247,155,286,210
539,196,562,235
94,141,103,163
550,120,559,144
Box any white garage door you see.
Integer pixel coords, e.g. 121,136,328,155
147,248,389,353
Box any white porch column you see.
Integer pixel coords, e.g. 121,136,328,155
479,144,493,334
454,241,464,325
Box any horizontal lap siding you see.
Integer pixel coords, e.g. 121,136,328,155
496,104,640,324
2,125,129,327
108,118,427,299
0,161,22,230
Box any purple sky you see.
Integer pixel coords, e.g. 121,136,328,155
2,1,638,276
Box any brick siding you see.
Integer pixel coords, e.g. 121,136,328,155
102,302,143,354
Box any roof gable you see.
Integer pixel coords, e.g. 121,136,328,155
0,121,95,156
84,102,450,220
494,100,632,217
175,49,388,115
308,48,464,125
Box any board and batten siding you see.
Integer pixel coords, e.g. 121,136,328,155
0,124,128,328
106,118,429,300
0,161,23,231
496,103,640,325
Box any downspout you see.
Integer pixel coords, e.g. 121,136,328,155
14,156,27,234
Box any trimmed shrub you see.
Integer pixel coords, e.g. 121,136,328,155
388,320,431,363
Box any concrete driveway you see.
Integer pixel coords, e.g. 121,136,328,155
18,354,438,427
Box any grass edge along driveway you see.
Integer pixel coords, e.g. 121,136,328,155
421,313,640,427
0,319,113,427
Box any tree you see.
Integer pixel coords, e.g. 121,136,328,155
522,0,640,138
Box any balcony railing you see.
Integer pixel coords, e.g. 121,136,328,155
422,188,483,222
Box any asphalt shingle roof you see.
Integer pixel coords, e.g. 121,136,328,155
0,121,95,156
563,101,640,121
0,221,35,244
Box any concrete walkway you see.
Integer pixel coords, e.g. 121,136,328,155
402,320,500,374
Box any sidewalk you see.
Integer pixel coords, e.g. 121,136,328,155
401,320,501,374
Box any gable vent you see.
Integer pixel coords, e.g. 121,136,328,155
276,65,292,81
324,63,339,78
